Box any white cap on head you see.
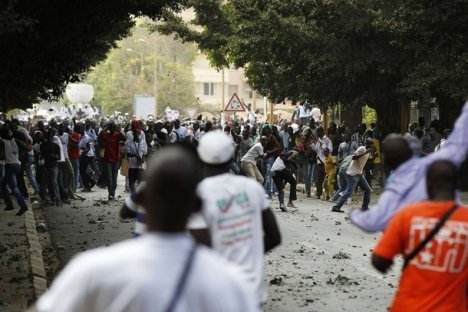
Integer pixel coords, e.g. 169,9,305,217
197,131,234,165
354,146,367,156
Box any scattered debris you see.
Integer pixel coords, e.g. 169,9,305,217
327,275,359,286
270,277,284,286
36,223,48,233
332,251,351,260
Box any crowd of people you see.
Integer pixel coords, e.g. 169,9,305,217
0,101,466,311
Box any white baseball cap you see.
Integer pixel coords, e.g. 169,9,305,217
197,131,234,164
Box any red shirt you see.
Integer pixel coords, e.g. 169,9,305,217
102,131,124,164
68,132,81,160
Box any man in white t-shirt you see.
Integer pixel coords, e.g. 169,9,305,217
32,146,258,312
240,136,267,184
331,146,371,213
189,131,281,306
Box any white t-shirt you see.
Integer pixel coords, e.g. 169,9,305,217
241,143,264,164
347,152,369,176
189,174,269,304
59,133,69,159
53,136,65,162
36,234,258,312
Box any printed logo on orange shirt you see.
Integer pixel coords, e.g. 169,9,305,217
407,217,468,273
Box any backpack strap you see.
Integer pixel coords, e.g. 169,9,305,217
403,204,459,269
165,244,197,312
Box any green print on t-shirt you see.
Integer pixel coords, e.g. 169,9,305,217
217,192,250,213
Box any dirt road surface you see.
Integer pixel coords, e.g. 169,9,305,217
43,178,399,312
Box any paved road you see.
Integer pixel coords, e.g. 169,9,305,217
44,176,399,312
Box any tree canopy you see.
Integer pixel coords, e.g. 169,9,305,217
86,21,197,116
0,0,183,111
155,0,468,128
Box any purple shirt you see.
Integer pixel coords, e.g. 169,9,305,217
350,101,468,232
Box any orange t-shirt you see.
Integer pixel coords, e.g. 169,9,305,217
373,200,468,312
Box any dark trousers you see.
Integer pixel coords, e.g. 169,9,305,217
57,162,69,200
128,168,144,193
1,164,27,209
364,162,374,187
16,162,29,198
272,169,297,205
105,161,119,197
315,163,325,197
79,156,96,189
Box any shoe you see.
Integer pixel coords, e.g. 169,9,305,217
62,199,71,204
306,193,311,198
108,195,115,200
279,204,288,212
4,206,14,211
16,206,28,216
331,207,345,213
315,195,321,199
287,202,297,208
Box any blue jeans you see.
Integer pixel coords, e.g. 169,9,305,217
105,161,119,197
41,165,60,201
1,164,27,209
333,174,371,210
25,161,40,193
304,163,316,194
263,157,275,196
331,169,349,202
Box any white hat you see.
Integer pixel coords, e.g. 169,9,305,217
160,128,168,134
197,131,234,164
354,146,367,156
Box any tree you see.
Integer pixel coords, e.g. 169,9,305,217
86,21,197,116
156,0,468,131
374,0,468,128
0,0,183,111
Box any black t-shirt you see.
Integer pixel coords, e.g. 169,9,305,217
40,142,60,168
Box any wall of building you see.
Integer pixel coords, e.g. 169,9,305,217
192,54,263,110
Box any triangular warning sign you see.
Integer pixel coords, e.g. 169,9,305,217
224,93,246,112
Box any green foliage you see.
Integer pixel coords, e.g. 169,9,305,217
86,22,197,116
362,105,377,126
155,0,468,127
0,0,183,111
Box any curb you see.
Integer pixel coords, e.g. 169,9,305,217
24,204,48,299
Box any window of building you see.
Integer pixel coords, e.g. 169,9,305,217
203,82,215,96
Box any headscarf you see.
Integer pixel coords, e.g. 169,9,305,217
131,119,141,135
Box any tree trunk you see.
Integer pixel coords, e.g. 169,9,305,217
373,101,400,136
341,103,362,131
